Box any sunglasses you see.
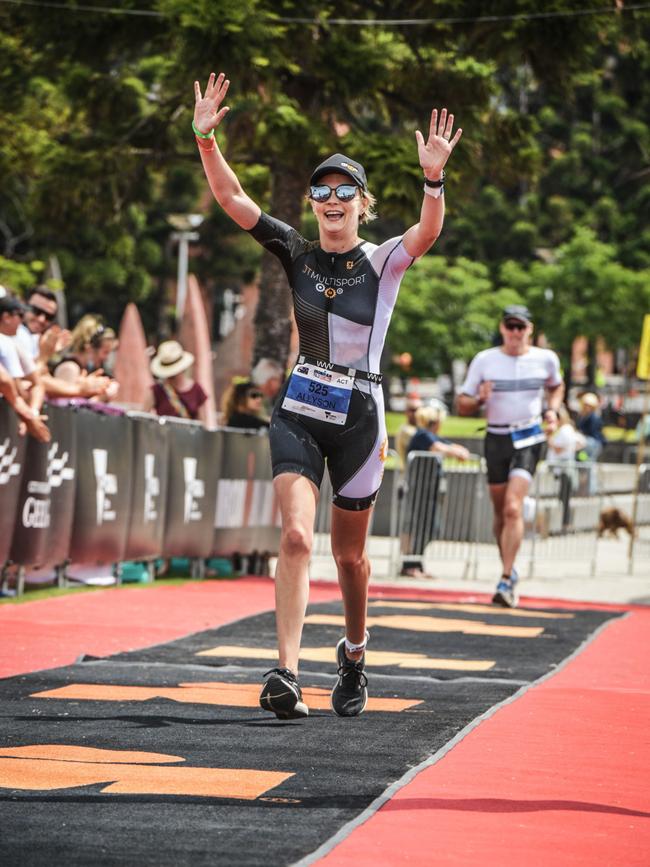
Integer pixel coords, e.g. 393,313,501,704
248,391,263,399
309,183,358,203
28,303,56,322
504,320,527,331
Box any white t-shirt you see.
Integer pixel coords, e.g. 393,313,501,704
548,423,586,461
0,333,36,378
15,323,40,360
460,346,562,434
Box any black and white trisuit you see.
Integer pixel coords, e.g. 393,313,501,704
248,212,414,510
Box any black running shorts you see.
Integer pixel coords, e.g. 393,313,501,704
269,382,385,511
484,432,543,485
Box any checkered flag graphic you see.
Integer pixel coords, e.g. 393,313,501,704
47,443,75,488
0,438,21,486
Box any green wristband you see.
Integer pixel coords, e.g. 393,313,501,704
192,120,214,139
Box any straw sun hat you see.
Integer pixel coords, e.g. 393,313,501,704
580,392,600,409
150,340,194,379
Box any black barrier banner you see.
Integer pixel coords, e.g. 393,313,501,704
0,400,27,564
68,407,134,565
123,413,169,562
9,403,77,568
162,419,221,559
212,430,280,557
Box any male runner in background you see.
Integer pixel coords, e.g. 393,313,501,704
457,305,563,607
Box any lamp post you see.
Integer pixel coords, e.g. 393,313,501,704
168,213,204,321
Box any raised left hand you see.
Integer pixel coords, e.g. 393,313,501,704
415,108,463,180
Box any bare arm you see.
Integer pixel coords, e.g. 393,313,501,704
41,370,111,399
456,380,492,417
430,440,470,461
403,108,463,259
23,371,45,414
0,364,50,443
193,72,261,230
456,394,480,417
542,383,565,434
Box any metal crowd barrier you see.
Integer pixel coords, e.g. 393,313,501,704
0,400,281,594
384,452,650,580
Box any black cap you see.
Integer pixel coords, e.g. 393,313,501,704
502,304,532,324
0,295,26,316
310,153,368,190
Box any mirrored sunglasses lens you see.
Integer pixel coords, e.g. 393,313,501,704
336,184,357,201
310,185,331,202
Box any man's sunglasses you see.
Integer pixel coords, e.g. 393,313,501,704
248,390,263,399
28,303,56,322
309,183,358,203
504,320,527,331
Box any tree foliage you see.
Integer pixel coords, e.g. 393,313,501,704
0,1,648,374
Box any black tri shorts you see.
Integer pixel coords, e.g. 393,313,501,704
269,382,386,511
484,432,544,485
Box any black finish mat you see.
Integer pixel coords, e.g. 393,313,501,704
0,598,619,867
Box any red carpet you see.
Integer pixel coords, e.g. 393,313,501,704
318,608,650,866
0,577,341,679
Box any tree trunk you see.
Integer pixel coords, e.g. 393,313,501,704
252,165,306,370
564,343,573,407
586,337,596,388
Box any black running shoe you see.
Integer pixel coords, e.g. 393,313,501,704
331,638,368,717
259,668,308,719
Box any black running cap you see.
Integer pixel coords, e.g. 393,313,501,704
502,304,532,324
310,154,368,190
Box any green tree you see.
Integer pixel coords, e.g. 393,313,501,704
389,254,521,379
499,227,650,388
1,0,649,373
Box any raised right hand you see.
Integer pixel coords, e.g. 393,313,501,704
193,72,230,135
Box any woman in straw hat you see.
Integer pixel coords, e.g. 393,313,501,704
149,339,207,420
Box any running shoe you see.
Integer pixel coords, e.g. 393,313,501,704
259,668,308,719
331,637,368,717
492,573,519,608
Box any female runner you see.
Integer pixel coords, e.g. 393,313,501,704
193,71,462,718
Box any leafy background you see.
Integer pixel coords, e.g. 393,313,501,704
1,0,649,384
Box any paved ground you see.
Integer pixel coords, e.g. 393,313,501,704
310,531,650,605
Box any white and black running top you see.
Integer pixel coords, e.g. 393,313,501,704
247,212,414,510
461,346,562,434
248,212,414,374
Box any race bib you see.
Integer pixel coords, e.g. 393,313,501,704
511,423,546,450
282,362,354,425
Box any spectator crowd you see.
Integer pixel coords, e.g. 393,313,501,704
0,280,289,442
0,286,117,443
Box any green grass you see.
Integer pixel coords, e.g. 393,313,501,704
0,576,203,606
386,412,637,443
385,412,486,439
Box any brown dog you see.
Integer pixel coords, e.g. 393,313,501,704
597,507,636,539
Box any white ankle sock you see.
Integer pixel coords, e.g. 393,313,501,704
345,631,369,655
